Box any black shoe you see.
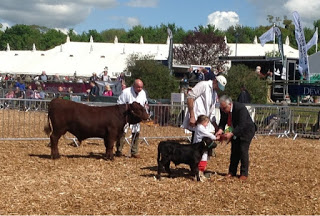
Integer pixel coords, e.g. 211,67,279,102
115,151,123,157
131,154,141,159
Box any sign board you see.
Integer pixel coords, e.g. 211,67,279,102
171,93,184,103
288,85,320,96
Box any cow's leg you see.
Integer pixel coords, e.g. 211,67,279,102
162,160,172,177
104,137,114,160
50,133,61,159
157,157,164,180
190,164,200,181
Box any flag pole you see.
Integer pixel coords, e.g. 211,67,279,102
316,27,318,53
273,23,275,57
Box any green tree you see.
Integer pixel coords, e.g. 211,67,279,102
68,29,81,41
125,54,179,99
283,16,293,29
120,25,145,43
173,28,230,69
0,24,42,50
40,29,66,50
119,23,188,44
224,64,267,104
101,28,127,42
225,25,256,43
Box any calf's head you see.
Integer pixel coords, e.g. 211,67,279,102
202,137,217,149
127,102,150,124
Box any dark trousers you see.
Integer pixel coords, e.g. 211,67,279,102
229,137,252,176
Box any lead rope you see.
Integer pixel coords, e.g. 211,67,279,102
125,103,128,123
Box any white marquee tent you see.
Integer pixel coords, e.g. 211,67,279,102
0,35,299,78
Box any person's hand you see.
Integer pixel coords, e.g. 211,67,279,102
224,132,234,140
189,116,196,127
215,129,223,136
215,134,221,141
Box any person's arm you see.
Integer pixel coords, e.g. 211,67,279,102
186,82,206,127
187,97,196,127
216,110,227,137
198,125,217,141
117,88,129,105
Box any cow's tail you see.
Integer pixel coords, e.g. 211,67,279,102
156,142,163,180
157,143,162,164
44,114,52,136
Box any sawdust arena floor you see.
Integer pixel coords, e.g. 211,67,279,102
0,135,319,215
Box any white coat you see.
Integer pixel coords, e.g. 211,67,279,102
182,80,218,132
117,86,148,133
193,124,216,161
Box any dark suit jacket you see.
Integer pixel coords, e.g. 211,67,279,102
237,90,251,103
219,101,256,141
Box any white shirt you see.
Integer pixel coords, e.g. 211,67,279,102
193,124,216,143
182,80,218,132
117,86,147,106
117,86,148,133
193,124,216,161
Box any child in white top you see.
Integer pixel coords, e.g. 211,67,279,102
193,115,218,176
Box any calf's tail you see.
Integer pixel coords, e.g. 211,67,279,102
157,143,161,163
44,115,52,136
156,143,163,180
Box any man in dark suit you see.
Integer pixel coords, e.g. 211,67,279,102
237,85,251,103
216,95,256,180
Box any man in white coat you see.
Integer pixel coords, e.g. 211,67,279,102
182,75,227,142
116,79,148,158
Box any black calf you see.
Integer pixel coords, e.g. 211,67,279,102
156,137,216,181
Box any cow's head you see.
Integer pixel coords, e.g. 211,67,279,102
202,137,217,149
127,102,150,124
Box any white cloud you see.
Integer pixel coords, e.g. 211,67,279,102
247,0,319,28
54,28,70,35
126,17,140,27
0,0,117,29
284,0,320,27
126,0,159,8
0,22,10,31
110,16,140,28
207,11,239,30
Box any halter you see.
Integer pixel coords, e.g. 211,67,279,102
203,140,215,149
207,141,216,149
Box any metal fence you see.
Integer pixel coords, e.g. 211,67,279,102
0,98,319,142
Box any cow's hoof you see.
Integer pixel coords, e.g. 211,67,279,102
155,175,161,180
105,155,114,160
51,154,60,160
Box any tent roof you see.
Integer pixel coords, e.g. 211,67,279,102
0,39,299,78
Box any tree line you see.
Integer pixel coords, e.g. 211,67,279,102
0,16,319,103
0,17,319,54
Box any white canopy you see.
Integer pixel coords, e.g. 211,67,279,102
0,37,299,78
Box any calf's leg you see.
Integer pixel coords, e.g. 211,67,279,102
50,133,61,159
157,157,171,178
190,164,200,181
163,161,172,177
104,137,115,160
156,160,162,180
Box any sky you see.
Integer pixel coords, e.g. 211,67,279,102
0,0,319,34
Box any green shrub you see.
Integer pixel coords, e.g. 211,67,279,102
224,64,268,104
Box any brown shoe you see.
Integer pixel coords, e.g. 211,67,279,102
131,154,140,159
239,175,248,181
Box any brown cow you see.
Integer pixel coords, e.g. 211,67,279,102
44,98,149,160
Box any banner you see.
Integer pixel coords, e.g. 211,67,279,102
306,27,318,52
273,27,287,80
293,11,310,81
289,84,320,96
259,27,274,47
